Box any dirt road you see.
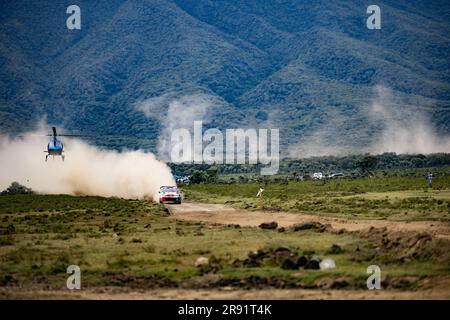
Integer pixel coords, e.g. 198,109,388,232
167,202,450,239
2,286,450,300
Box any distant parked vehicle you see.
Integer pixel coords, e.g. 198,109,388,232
175,176,191,186
158,186,182,204
328,172,345,179
312,172,324,180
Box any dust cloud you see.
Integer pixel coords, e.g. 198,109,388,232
0,132,175,201
135,93,220,160
288,86,450,158
368,86,450,154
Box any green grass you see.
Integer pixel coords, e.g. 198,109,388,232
183,175,450,221
0,194,449,291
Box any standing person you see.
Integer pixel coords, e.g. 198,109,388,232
427,172,433,188
256,188,264,197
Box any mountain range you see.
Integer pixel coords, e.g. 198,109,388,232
1,0,449,157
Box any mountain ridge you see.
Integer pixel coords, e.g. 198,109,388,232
0,0,449,155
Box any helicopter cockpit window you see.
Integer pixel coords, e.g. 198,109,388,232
48,140,63,149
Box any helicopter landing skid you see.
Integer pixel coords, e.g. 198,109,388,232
44,154,64,161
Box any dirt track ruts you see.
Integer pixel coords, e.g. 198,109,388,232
167,202,450,239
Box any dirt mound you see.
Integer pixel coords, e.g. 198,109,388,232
292,221,329,232
259,221,278,230
232,246,325,271
357,227,450,264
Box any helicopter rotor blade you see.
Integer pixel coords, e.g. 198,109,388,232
17,128,95,139
57,134,93,137
17,134,52,137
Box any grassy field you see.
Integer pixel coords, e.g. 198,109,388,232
0,187,450,297
183,175,450,221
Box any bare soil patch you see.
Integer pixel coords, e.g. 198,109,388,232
167,203,450,240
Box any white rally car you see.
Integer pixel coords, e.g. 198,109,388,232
158,186,182,204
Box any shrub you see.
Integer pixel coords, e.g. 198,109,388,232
1,182,34,195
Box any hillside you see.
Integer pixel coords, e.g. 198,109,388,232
0,0,449,155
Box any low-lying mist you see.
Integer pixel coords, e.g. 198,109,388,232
0,132,175,201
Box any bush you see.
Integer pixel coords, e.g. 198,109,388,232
190,171,208,184
1,182,34,195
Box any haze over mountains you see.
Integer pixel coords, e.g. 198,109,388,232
1,0,449,157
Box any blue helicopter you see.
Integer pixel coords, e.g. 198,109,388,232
45,126,83,161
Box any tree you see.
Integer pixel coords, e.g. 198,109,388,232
206,166,219,183
355,155,378,174
190,171,208,184
1,182,34,195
